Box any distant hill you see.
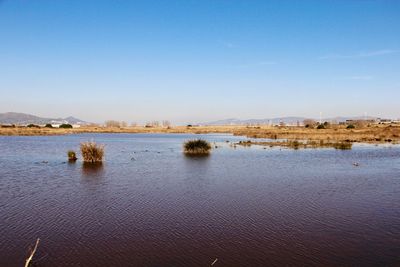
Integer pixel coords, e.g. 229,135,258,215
200,116,379,126
0,112,89,125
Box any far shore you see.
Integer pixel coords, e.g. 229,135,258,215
1,124,399,144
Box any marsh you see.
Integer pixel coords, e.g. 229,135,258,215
0,134,399,266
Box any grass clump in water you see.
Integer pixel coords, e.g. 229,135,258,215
288,140,301,149
67,150,77,161
238,140,252,146
80,141,104,163
332,141,353,150
183,139,211,155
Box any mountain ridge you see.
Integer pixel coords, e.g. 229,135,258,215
0,112,89,125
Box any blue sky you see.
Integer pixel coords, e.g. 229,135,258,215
0,0,399,124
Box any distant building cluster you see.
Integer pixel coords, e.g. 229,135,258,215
342,118,400,125
219,118,400,127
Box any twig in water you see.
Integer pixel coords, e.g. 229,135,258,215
25,238,40,267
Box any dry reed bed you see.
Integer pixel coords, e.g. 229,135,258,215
1,125,399,144
232,126,400,143
80,141,104,163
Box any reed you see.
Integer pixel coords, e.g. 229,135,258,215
80,141,104,163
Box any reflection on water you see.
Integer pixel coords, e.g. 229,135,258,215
183,154,211,180
81,162,104,176
183,153,212,163
0,134,399,267
183,153,211,158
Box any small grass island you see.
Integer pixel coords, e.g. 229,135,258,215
183,139,212,156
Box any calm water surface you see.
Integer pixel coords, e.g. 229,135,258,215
0,134,399,267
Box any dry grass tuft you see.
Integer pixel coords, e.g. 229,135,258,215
80,141,104,163
183,139,212,155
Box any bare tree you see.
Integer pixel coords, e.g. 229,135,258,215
162,120,171,127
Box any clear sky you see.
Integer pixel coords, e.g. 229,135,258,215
0,0,399,124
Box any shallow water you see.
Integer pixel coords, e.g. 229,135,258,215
0,133,399,267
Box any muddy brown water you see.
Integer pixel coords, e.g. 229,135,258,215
0,134,399,267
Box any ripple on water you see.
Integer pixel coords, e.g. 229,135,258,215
0,134,400,266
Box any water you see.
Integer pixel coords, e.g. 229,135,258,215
0,133,399,267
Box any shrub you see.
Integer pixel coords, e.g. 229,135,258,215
80,141,104,163
45,124,53,128
303,119,317,128
347,124,355,129
317,124,325,129
27,124,40,128
59,124,73,129
183,139,211,155
1,124,16,128
67,150,77,161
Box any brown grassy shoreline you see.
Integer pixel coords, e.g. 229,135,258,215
232,125,400,143
236,140,354,150
1,125,399,144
